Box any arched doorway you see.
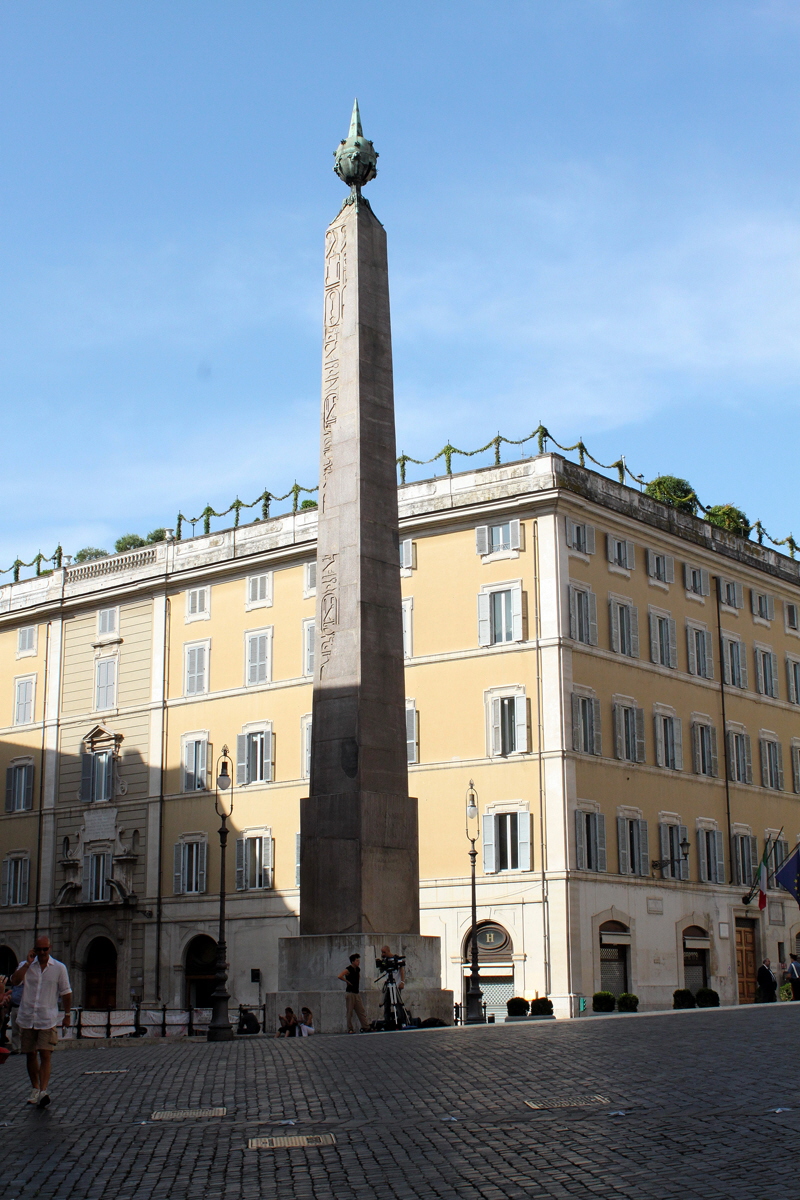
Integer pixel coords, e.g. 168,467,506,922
85,937,117,1008
463,922,514,1019
599,921,630,995
184,935,218,1008
0,945,18,979
683,925,710,995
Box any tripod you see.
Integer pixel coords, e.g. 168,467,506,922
375,967,410,1030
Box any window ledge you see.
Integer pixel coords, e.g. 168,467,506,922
92,636,123,649
481,549,520,564
685,592,705,604
785,626,800,639
647,579,669,592
753,616,771,628
568,551,590,564
185,613,211,623
720,604,739,617
607,564,630,578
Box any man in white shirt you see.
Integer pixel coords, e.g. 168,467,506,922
11,936,72,1108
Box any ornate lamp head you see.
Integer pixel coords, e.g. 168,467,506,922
334,99,378,201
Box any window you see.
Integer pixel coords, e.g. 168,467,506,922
755,647,779,698
246,630,271,686
183,738,209,792
769,837,789,882
732,834,758,887
575,810,606,872
645,550,674,583
17,627,37,657
478,583,523,646
489,693,527,757
649,611,677,667
475,520,521,557
246,573,273,610
80,750,115,803
684,564,710,596
173,840,207,895
236,832,273,890
5,762,34,812
719,579,744,609
722,639,748,689
565,518,595,554
760,738,783,790
655,714,683,770
302,715,312,779
617,817,649,876
402,597,413,658
727,731,753,784
687,625,713,679
613,703,645,763
305,561,317,596
568,585,598,645
186,587,210,622
483,808,531,873
185,643,208,696
691,723,718,777
786,602,799,631
406,701,418,765
787,659,800,704
609,599,639,657
697,829,725,883
659,822,689,880
399,539,416,570
95,658,117,710
98,608,118,636
606,536,634,570
236,727,273,785
83,851,111,902
572,694,602,755
303,620,315,677
14,677,35,725
751,590,774,621
1,858,29,906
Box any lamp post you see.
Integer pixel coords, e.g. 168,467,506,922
464,780,485,1024
207,746,234,1042
652,836,690,877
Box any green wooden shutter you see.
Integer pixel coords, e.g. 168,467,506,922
595,814,607,872
637,820,649,876
710,725,719,777
173,844,183,895
587,592,598,645
575,810,586,869
197,842,207,893
673,719,683,771
713,831,725,884
697,830,708,882
609,601,620,652
649,613,659,663
235,838,246,890
617,817,629,875
591,698,602,756
635,708,646,763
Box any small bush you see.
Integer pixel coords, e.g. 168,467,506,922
695,987,720,1008
506,996,530,1016
115,533,147,553
645,475,697,515
300,499,318,509
705,503,749,539
780,982,792,1003
592,991,616,1013
617,993,639,1013
420,1017,448,1027
673,988,696,1009
147,528,168,543
529,997,554,1016
74,547,108,563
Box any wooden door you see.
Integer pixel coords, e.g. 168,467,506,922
736,925,757,1003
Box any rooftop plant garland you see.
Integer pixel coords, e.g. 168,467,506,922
3,424,797,580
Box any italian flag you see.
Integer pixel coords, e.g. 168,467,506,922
758,842,770,910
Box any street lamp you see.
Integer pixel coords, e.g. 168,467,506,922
652,836,690,877
464,780,485,1024
207,746,234,1042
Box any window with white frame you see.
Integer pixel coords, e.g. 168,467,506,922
304,561,317,596
722,638,748,689
788,658,800,705
769,835,790,883
613,701,645,763
236,725,273,785
475,520,521,558
402,597,413,658
759,736,783,790
301,715,312,779
406,700,419,765
245,629,272,686
95,658,117,710
754,646,779,698
182,736,209,792
572,693,602,756
697,827,725,883
654,710,683,770
1,856,29,906
186,587,210,622
617,815,649,876
303,620,315,677
732,833,758,886
236,829,273,890
17,626,37,657
609,596,639,657
785,601,799,632
80,749,115,803
575,809,606,871
83,850,111,902
606,535,634,571
719,578,744,609
14,677,35,725
565,518,595,555
645,550,674,584
658,821,689,879
184,642,209,696
691,721,718,777
568,584,598,645
482,805,531,873
478,582,523,647
399,538,416,571
684,564,710,596
487,690,528,757
173,838,207,895
5,761,34,812
791,740,800,794
687,624,713,679
751,590,774,622
98,608,118,636
649,609,677,667
246,572,273,611
727,728,752,784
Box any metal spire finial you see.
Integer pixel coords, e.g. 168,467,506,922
348,98,363,139
334,99,378,204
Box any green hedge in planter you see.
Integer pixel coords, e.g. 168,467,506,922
617,992,639,1013
529,997,553,1016
506,996,530,1016
673,988,696,1009
592,991,616,1013
695,987,720,1008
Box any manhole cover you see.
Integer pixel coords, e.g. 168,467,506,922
151,1108,226,1120
525,1095,609,1110
248,1134,336,1149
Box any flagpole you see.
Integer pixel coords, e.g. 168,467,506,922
742,828,785,905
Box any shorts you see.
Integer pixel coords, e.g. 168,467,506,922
19,1027,59,1053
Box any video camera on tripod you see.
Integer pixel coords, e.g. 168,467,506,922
374,954,409,1030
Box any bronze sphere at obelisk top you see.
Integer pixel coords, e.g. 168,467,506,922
333,98,378,192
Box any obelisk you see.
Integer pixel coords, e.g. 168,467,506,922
300,101,420,936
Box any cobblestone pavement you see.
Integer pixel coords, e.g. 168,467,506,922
1,1005,798,1199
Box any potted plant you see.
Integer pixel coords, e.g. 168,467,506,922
673,988,696,1009
695,987,720,1008
592,991,616,1013
505,996,530,1021
616,992,639,1013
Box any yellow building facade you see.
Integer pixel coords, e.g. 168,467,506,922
2,452,799,1018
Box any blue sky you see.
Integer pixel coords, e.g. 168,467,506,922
2,0,800,570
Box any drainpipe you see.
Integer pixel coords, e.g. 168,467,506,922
713,577,734,883
33,621,51,941
532,521,551,996
154,583,171,1003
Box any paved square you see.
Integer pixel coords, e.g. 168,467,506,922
1,1006,797,1199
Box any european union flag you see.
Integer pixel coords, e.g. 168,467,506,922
775,846,800,906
